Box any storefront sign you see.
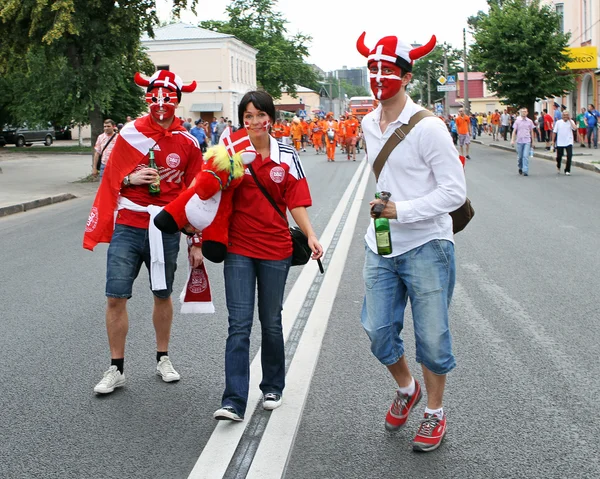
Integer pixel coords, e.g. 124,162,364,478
566,46,598,70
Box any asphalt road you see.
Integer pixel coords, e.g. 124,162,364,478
1,144,599,479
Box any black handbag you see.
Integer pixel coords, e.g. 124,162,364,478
248,164,324,273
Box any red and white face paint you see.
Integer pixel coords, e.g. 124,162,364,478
146,87,179,121
244,119,271,132
368,60,403,101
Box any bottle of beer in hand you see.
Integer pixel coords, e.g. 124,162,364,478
374,192,392,255
148,148,160,196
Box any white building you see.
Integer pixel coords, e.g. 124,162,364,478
141,22,258,124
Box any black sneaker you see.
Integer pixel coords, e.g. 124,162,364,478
519,169,522,175
466,155,471,159
213,406,243,421
263,393,282,410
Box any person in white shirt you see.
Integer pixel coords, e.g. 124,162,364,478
553,110,577,175
500,110,511,140
356,31,466,453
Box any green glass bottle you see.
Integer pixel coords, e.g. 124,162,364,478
148,148,160,196
374,192,392,255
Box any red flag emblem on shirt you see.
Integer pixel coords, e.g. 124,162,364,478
220,127,255,158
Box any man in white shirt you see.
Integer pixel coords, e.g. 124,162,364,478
500,109,511,141
357,32,466,452
553,110,577,175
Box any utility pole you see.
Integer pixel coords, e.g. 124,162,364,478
443,49,449,117
427,68,431,110
463,28,470,115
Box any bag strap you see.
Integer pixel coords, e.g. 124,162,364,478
99,132,117,158
372,110,434,182
247,164,288,225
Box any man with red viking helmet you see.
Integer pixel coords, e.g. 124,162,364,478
357,32,467,452
84,70,204,395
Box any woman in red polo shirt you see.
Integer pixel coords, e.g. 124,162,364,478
213,91,324,422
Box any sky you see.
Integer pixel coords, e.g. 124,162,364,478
157,0,491,72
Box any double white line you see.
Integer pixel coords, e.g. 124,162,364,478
189,158,372,478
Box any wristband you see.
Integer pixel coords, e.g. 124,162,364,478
187,234,202,247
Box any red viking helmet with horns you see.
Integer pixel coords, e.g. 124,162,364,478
356,32,436,101
356,32,436,72
135,70,196,122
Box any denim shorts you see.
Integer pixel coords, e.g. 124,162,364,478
361,239,456,375
106,223,181,299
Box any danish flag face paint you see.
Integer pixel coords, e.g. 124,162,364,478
146,87,178,121
369,60,402,101
244,119,271,132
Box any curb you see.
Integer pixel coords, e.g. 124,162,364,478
472,140,600,174
0,193,78,218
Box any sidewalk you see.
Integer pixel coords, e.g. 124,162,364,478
0,151,98,217
471,131,600,174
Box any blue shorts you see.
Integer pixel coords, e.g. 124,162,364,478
361,239,456,375
106,223,181,299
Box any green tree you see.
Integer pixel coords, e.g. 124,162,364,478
469,0,574,117
200,0,318,99
408,43,463,107
0,0,194,145
340,80,369,99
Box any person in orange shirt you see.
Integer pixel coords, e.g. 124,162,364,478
455,108,471,159
282,119,291,146
271,118,284,143
491,109,500,141
311,116,324,154
337,115,347,154
300,118,310,152
324,112,338,162
344,113,359,160
290,118,303,151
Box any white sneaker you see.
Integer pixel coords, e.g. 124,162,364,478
565,172,571,176
94,365,125,394
156,356,181,382
263,393,282,410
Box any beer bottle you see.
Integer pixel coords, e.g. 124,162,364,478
148,148,160,196
374,192,392,255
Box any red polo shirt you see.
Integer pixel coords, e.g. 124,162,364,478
228,140,312,260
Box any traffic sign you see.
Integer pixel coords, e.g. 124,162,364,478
437,76,447,85
437,84,457,92
446,75,456,84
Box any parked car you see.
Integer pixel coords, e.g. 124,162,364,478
1,123,55,147
54,124,73,140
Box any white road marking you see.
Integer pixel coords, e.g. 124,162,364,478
245,159,371,477
188,159,368,479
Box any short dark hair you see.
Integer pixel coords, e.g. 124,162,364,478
238,90,276,126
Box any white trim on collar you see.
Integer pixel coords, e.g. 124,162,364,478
268,135,281,164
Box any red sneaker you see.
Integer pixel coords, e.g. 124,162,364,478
384,380,422,431
412,413,447,452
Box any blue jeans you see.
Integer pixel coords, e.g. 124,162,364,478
222,253,292,415
516,142,531,174
106,223,181,299
361,239,456,375
587,126,598,147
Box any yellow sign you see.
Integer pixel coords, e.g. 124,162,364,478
566,46,598,70
437,76,447,85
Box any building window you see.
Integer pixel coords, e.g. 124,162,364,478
583,0,591,41
555,4,564,33
231,56,234,81
236,58,240,83
155,64,170,71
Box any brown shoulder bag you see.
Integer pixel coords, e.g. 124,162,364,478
371,110,474,234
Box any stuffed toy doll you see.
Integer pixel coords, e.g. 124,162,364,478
153,127,256,263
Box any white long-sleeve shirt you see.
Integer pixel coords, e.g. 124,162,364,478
362,97,467,257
